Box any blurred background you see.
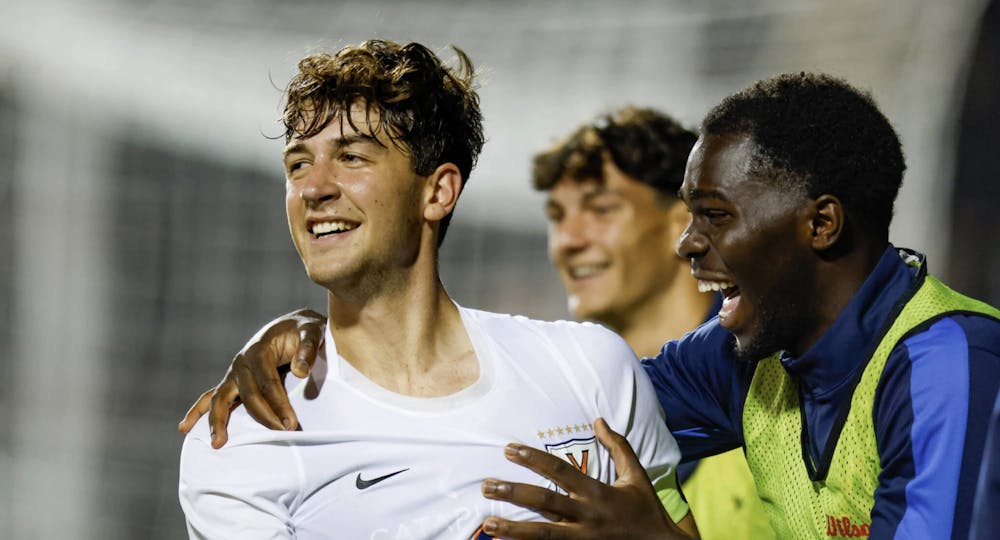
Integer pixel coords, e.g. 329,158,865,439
1,0,999,537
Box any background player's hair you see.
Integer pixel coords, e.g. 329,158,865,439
702,72,906,237
532,106,696,202
282,39,485,243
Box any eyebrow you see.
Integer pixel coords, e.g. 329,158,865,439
682,188,731,203
546,184,622,208
282,133,379,157
581,185,623,204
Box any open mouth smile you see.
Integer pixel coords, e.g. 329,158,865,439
567,263,609,280
697,278,742,326
309,219,359,239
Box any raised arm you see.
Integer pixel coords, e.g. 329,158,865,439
177,308,326,448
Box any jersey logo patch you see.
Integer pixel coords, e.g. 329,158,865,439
544,436,599,479
355,468,409,490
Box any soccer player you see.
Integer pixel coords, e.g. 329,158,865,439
177,39,694,539
532,106,773,540
480,73,1000,539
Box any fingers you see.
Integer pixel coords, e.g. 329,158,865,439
178,389,214,433
482,479,582,522
233,361,286,432
207,375,241,449
246,347,299,430
480,517,575,540
502,444,600,497
291,326,321,378
593,417,642,482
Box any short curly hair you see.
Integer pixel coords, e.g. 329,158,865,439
701,72,905,236
532,106,696,200
282,39,485,243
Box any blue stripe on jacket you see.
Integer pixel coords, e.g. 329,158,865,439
642,247,1000,538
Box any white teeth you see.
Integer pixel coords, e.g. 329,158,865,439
697,280,736,293
312,220,357,235
570,264,605,278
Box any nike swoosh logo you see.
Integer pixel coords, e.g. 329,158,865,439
355,468,409,490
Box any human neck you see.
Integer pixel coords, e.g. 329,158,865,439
325,260,478,397
613,274,715,358
787,241,888,357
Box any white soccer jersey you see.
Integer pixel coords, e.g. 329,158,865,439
179,306,685,539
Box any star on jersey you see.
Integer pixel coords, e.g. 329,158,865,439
535,423,593,439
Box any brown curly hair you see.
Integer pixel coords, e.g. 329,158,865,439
532,106,696,201
282,39,485,243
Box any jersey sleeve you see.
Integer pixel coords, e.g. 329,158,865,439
178,420,300,539
871,315,1000,540
641,320,753,461
573,324,689,523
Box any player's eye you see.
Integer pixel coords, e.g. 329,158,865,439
286,160,311,177
699,208,731,225
340,153,367,165
590,203,619,216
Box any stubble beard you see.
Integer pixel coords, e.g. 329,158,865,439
732,269,814,362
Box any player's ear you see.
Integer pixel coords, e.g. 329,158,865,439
423,162,463,223
808,194,844,251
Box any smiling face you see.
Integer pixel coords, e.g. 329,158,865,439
678,133,816,359
284,105,427,293
546,157,686,328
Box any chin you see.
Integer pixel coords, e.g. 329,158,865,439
732,329,782,362
570,307,594,322
569,300,604,322
305,266,350,288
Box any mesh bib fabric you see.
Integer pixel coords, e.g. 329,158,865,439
742,275,1000,539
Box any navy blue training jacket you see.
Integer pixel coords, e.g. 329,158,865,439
641,246,1000,540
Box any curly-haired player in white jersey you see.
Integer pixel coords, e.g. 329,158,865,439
177,39,695,539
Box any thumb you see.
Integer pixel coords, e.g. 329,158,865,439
594,417,643,483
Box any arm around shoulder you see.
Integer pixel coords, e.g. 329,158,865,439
640,321,750,460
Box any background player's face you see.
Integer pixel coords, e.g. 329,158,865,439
678,134,814,359
284,105,426,291
546,157,687,326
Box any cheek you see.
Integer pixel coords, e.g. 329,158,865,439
546,232,560,263
616,219,667,265
721,228,797,292
285,189,301,223
592,217,628,251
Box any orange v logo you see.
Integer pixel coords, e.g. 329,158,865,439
565,449,589,475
